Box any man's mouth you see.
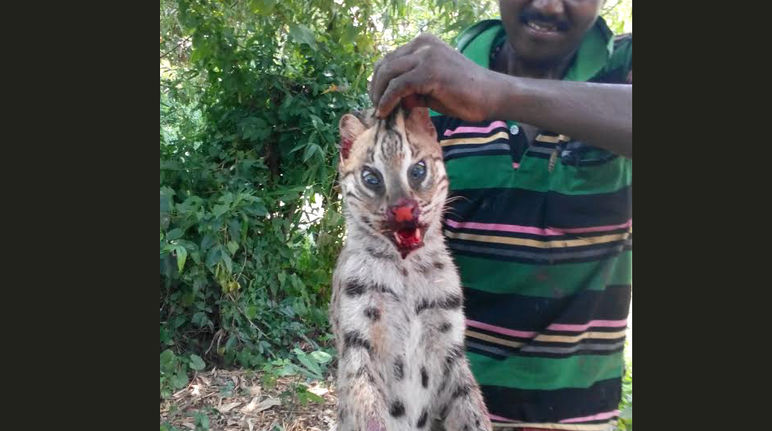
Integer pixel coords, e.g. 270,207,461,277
519,12,568,36
526,20,559,33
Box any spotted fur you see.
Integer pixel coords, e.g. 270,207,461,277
330,107,491,431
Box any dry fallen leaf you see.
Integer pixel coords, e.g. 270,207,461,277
307,383,329,397
248,385,262,397
240,396,261,414
255,397,281,413
181,422,195,429
217,401,241,414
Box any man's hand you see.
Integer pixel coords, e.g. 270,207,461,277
369,34,495,121
369,34,632,158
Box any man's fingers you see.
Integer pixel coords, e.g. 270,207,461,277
370,38,422,96
376,69,429,118
370,55,420,108
400,94,427,110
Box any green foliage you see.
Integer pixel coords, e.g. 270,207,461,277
616,357,633,430
193,410,210,431
159,0,500,397
602,0,633,35
160,0,369,385
160,349,191,399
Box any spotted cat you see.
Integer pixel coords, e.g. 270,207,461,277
330,106,491,431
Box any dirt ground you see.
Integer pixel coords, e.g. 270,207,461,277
160,368,338,431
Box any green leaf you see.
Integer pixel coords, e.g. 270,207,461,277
213,204,229,218
303,143,322,162
620,405,632,420
298,388,325,404
160,349,177,370
194,410,210,430
160,187,175,214
171,370,189,389
221,252,233,273
192,311,208,327
250,0,276,15
309,350,332,364
205,246,221,268
166,228,184,241
288,141,307,154
288,23,317,49
227,241,239,255
189,354,206,371
294,348,322,377
174,245,188,273
200,234,215,251
225,335,238,351
245,201,268,217
276,364,297,376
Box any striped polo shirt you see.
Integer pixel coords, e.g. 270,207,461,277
433,18,632,430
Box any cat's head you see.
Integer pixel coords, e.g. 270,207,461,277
337,107,447,259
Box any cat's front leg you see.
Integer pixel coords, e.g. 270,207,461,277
335,332,389,431
438,365,492,431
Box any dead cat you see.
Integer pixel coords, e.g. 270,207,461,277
329,106,492,431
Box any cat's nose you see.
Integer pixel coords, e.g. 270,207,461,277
389,199,419,223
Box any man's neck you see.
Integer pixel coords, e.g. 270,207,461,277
493,42,575,80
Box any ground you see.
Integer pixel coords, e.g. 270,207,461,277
160,369,338,431
161,316,631,431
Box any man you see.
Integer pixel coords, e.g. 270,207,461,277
369,1,631,430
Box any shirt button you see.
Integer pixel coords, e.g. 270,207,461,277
510,125,519,135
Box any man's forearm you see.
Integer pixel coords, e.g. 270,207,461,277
490,74,632,158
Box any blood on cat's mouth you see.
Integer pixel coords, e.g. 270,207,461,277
395,227,422,248
385,200,425,258
389,223,425,258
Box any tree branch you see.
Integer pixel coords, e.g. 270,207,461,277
161,35,192,60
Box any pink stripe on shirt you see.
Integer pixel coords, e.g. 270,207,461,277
466,319,537,339
546,319,629,332
443,121,508,137
444,218,632,236
560,409,620,423
488,413,518,422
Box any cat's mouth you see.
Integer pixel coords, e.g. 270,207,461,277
389,222,425,258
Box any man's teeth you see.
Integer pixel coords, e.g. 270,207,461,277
414,229,421,242
528,21,557,32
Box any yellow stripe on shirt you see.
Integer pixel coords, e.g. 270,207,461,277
466,330,525,348
440,131,510,147
443,230,631,249
534,330,628,344
492,420,616,430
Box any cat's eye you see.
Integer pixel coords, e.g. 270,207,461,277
409,160,427,181
361,168,382,187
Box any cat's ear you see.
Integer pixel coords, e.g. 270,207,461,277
339,112,367,161
404,107,437,141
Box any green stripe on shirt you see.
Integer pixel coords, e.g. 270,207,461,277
455,251,632,296
468,351,625,390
